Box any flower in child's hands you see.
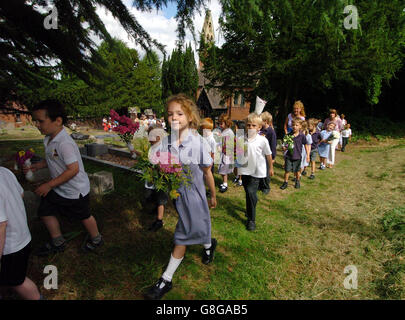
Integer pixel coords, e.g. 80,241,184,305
170,190,180,199
327,131,340,141
282,135,294,154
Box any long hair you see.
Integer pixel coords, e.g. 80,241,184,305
166,94,200,129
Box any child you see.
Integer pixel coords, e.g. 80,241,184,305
307,119,321,179
143,125,169,232
238,113,274,231
0,167,42,300
201,117,217,173
233,121,245,187
144,94,217,300
218,114,234,193
299,120,312,177
259,112,277,194
25,99,103,255
318,122,335,170
280,119,309,190
341,124,352,152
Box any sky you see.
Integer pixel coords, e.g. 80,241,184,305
94,0,223,63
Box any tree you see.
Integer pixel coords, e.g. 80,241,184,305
162,43,199,99
16,39,162,117
0,0,208,105
201,0,405,128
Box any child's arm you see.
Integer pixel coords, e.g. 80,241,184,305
0,220,7,259
305,144,311,163
266,154,274,176
202,166,217,209
35,162,79,197
23,159,47,174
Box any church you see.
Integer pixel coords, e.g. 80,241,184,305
196,10,251,122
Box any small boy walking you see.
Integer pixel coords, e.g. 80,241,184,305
238,113,274,231
25,100,103,255
280,119,309,189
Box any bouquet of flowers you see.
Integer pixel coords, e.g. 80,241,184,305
327,131,340,141
110,109,140,157
135,147,192,200
282,134,294,154
15,148,35,181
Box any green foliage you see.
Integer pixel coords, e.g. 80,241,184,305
162,43,198,100
201,0,405,126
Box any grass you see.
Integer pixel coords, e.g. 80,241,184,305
0,136,404,300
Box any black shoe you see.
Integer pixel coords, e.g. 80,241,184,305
280,182,288,190
308,174,315,180
246,220,256,231
302,170,307,176
261,189,270,194
148,219,163,232
295,180,301,189
202,238,217,264
144,277,173,300
82,236,104,253
219,185,228,193
35,241,65,257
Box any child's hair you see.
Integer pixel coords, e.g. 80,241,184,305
166,93,200,129
291,118,303,127
341,113,345,118
307,118,318,131
300,120,309,135
32,99,67,125
246,113,263,127
237,120,246,130
293,100,306,117
148,124,167,143
219,114,233,128
327,121,336,129
329,108,337,116
345,123,350,129
201,117,214,130
261,111,273,127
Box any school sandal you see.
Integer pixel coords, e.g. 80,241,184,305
144,278,173,300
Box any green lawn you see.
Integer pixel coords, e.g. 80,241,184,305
0,137,404,300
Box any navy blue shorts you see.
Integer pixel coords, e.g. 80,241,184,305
0,242,31,286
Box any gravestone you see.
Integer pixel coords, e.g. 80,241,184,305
88,171,114,196
23,191,41,222
86,143,108,157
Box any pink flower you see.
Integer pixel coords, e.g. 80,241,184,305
110,109,120,121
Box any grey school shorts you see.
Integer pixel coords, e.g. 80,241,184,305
285,157,301,173
310,149,318,162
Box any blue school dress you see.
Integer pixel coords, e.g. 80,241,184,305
155,130,213,245
318,130,332,158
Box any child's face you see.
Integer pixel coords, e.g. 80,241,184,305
220,122,226,129
308,123,315,131
33,109,62,137
247,122,260,138
327,123,335,131
292,122,301,133
167,101,190,132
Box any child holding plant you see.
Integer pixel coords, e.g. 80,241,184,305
280,119,309,190
24,99,103,255
318,122,335,170
144,94,217,300
238,113,274,231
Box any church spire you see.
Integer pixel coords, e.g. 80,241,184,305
202,9,215,44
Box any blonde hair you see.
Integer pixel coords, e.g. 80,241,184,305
246,113,263,127
261,111,273,127
307,118,318,132
219,113,233,128
166,93,200,129
291,118,302,127
300,120,309,135
201,117,214,130
293,100,306,117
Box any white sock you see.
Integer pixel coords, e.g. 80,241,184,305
203,243,212,255
162,254,183,282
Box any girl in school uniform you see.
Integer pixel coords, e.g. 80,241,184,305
218,114,235,193
318,122,335,170
144,94,217,300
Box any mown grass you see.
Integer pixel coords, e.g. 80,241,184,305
0,136,404,300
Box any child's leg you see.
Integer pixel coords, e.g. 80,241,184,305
161,245,186,282
41,216,63,239
284,172,289,182
12,277,41,300
157,205,164,220
242,176,259,222
311,161,316,174
81,215,100,239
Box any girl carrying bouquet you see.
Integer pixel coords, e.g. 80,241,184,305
144,94,217,300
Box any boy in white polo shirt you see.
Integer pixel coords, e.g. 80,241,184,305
0,167,41,299
238,113,274,231
25,100,103,255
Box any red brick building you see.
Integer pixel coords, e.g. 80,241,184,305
0,101,32,128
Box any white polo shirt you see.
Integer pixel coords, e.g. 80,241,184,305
238,134,271,178
44,128,90,199
0,167,31,255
